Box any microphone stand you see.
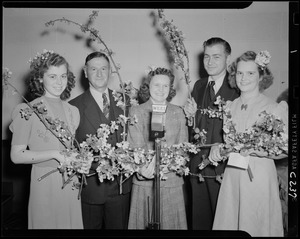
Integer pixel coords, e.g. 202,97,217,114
147,104,166,230
148,137,162,230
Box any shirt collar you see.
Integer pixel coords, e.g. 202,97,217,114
208,71,226,93
89,85,110,108
89,85,109,97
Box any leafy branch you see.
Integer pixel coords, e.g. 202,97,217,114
45,11,130,140
156,9,192,99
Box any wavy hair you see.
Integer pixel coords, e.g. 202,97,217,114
138,67,176,103
28,53,75,100
228,51,273,92
203,37,232,56
84,51,110,65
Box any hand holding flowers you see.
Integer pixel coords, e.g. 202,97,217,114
138,154,156,179
194,94,288,183
222,110,288,156
207,109,288,169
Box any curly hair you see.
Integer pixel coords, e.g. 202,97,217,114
138,67,176,103
28,53,75,100
228,51,273,92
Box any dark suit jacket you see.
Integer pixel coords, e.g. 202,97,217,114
69,88,132,204
190,73,240,176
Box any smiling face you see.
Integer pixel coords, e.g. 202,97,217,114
42,65,68,98
236,60,261,94
203,44,230,79
84,56,111,92
149,74,170,104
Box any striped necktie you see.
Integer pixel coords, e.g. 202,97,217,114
208,81,215,101
102,93,110,119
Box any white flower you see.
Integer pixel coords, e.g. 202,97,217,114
255,50,271,70
145,65,158,75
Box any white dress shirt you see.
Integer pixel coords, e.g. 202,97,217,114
207,71,226,95
89,85,110,111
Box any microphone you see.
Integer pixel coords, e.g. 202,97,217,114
150,104,167,139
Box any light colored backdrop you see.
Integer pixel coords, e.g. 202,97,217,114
2,2,289,139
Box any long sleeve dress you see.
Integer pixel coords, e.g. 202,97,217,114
127,100,189,229
212,93,287,236
9,96,83,229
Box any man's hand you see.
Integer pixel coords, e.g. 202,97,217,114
208,144,223,164
184,98,197,118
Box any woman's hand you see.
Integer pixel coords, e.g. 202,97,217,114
138,154,156,179
53,150,66,165
242,148,287,160
249,149,287,160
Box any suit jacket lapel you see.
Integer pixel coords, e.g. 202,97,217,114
108,89,124,121
193,78,208,109
82,89,105,132
193,78,208,127
208,72,231,107
214,72,231,103
108,89,123,142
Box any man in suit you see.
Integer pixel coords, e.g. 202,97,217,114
69,52,132,229
184,37,240,230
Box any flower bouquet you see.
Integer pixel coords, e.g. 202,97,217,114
207,109,288,181
221,110,288,157
190,96,228,180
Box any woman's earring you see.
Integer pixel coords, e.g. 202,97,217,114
39,79,43,83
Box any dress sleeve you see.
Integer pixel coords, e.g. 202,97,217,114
9,103,33,145
223,100,233,122
71,105,80,133
127,106,147,149
271,101,288,132
175,107,189,144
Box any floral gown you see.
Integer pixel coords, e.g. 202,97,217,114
212,93,287,237
9,96,83,229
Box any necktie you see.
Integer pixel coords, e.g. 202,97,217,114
102,93,110,119
208,81,215,101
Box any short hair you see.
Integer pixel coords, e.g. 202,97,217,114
28,53,75,100
138,67,176,103
85,51,110,65
203,37,232,56
228,51,273,92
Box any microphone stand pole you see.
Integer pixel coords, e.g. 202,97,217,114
154,137,161,230
148,137,161,230
148,104,166,230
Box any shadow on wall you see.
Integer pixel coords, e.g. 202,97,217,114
197,51,209,80
40,14,98,54
2,136,31,219
78,69,89,92
276,88,288,104
2,69,32,226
